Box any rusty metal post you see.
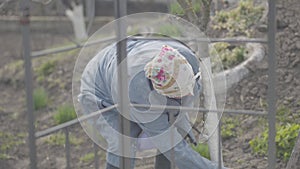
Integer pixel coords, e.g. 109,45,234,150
20,0,37,168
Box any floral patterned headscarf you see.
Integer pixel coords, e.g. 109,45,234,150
144,45,198,98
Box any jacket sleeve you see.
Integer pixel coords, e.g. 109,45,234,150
173,95,198,146
128,70,199,145
128,71,169,124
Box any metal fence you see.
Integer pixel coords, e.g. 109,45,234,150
20,0,277,169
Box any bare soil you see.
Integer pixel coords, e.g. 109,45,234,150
0,0,299,168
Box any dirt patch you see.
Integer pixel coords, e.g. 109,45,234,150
0,0,299,168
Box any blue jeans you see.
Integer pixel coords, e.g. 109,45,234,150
97,110,224,169
106,154,170,169
97,111,170,169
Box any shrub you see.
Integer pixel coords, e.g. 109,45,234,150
192,143,211,160
54,104,77,124
33,87,48,110
210,42,247,71
221,117,238,140
212,0,264,37
249,123,300,162
249,105,300,162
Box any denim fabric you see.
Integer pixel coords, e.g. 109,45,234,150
155,153,171,169
79,39,226,169
96,111,140,168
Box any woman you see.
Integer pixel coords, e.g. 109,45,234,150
78,37,226,169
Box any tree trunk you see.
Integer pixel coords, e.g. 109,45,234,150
201,56,224,164
176,0,223,164
65,3,88,41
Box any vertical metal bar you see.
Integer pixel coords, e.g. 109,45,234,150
65,128,71,169
267,0,277,168
114,1,131,169
169,114,175,169
20,1,37,169
166,0,172,12
218,119,222,169
92,121,99,169
94,143,99,169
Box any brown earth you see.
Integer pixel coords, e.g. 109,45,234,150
221,0,300,168
0,0,299,168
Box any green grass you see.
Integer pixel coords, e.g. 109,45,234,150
249,105,300,162
0,153,11,160
0,60,24,87
221,117,239,140
80,152,95,163
276,105,300,124
36,60,56,82
34,48,78,83
192,143,210,160
158,24,182,37
54,104,77,125
33,87,49,110
36,60,56,77
44,132,83,146
0,132,26,159
249,123,300,162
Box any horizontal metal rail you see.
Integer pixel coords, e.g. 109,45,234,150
35,105,118,138
31,37,116,58
210,38,267,43
31,37,267,58
131,104,267,115
130,37,268,43
35,103,266,139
